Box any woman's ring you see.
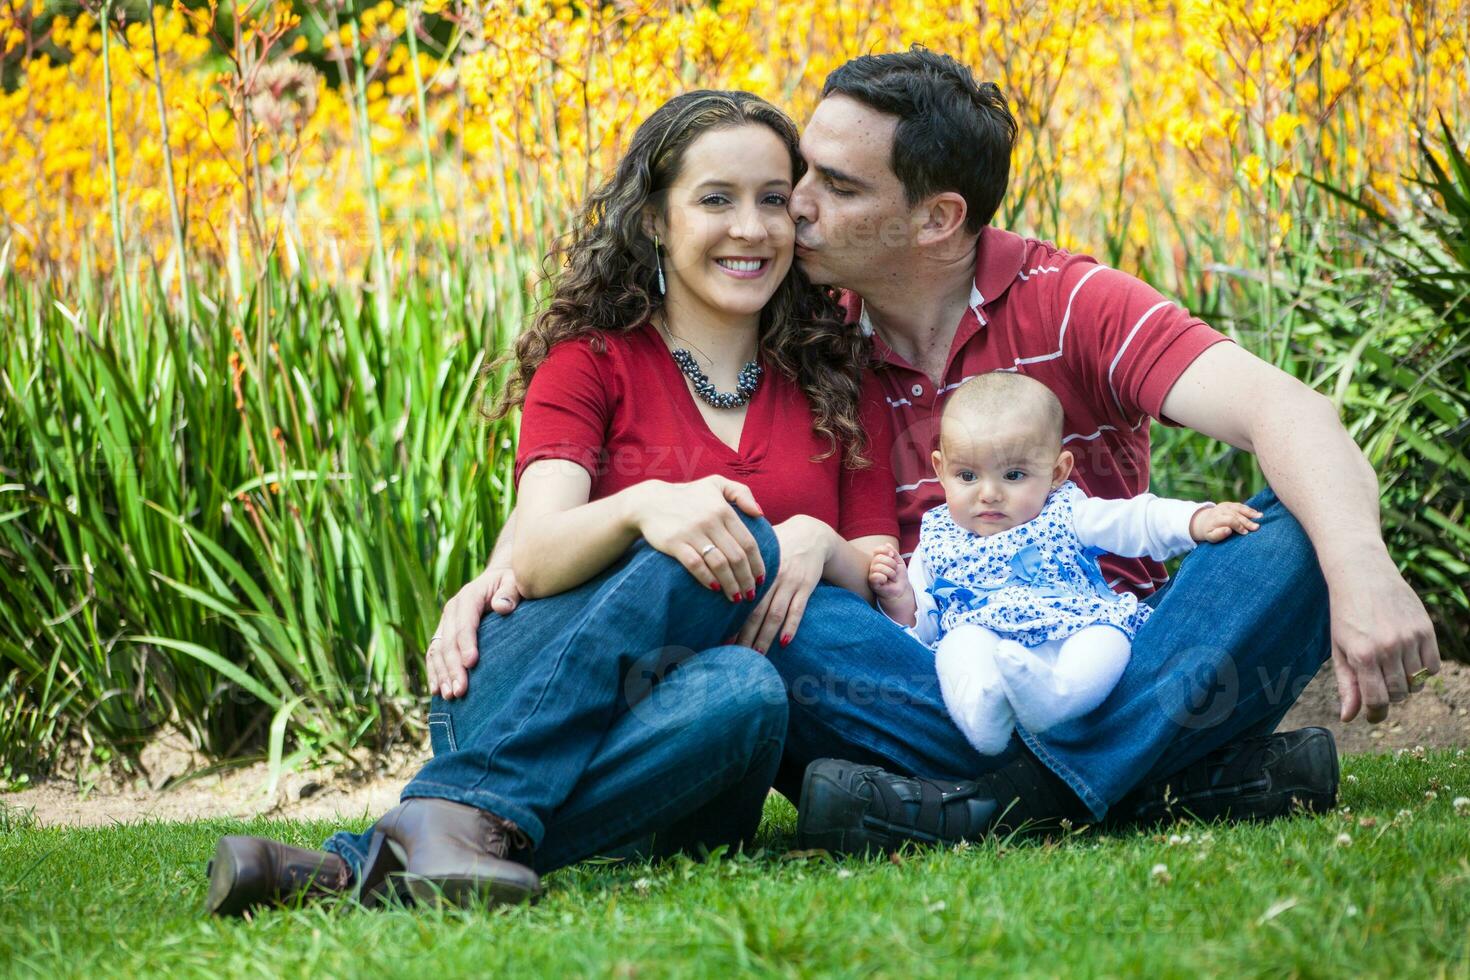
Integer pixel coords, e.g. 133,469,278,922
700,544,716,556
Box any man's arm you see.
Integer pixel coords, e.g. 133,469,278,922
1160,342,1440,723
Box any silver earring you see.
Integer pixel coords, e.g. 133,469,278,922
654,235,666,296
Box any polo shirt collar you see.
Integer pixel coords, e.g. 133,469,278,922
858,225,1029,341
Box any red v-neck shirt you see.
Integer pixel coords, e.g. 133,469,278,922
854,226,1232,596
514,322,900,541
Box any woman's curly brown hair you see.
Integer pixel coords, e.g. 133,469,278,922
485,89,874,468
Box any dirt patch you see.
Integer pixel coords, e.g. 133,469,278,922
1278,659,1470,755
6,663,1467,829
4,733,428,830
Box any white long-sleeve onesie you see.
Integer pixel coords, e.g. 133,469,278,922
891,490,1206,756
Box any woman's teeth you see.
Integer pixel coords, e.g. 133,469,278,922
716,259,765,272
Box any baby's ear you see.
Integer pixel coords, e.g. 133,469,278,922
931,449,944,477
1052,449,1074,487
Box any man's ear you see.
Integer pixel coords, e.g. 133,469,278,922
931,449,945,477
914,192,968,247
1052,449,1075,488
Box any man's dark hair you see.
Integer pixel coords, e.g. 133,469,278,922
822,47,1017,234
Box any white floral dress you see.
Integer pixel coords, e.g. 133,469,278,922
911,481,1200,648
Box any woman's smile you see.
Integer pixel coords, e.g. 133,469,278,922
714,256,772,279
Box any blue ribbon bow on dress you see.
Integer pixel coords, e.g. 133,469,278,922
925,544,1077,630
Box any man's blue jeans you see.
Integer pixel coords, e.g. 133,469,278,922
323,513,787,876
768,488,1332,821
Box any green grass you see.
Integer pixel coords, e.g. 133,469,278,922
2,751,1467,977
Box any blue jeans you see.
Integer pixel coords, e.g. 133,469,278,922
324,512,787,876
769,488,1332,821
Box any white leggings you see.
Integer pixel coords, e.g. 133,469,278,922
934,624,1132,757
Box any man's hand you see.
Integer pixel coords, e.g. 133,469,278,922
1329,555,1441,723
426,566,523,700
867,544,917,623
1188,502,1262,543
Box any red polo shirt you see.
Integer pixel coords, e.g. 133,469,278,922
515,322,900,541
860,227,1231,595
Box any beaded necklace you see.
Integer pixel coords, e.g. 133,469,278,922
658,315,762,410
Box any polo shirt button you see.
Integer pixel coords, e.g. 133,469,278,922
911,383,924,397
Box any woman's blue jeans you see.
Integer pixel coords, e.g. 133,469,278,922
323,512,787,876
767,487,1333,821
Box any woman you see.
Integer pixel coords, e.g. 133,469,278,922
205,90,900,915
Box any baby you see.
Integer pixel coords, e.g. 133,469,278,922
869,371,1261,756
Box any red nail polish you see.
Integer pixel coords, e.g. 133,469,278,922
745,589,756,601
756,575,765,586
780,634,791,646
710,582,720,591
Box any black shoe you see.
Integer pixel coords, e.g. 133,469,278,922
795,750,1088,856
1106,727,1339,828
795,759,995,855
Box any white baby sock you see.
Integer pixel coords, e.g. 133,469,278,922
993,626,1132,732
934,624,1017,756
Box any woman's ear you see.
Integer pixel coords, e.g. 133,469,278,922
641,205,662,241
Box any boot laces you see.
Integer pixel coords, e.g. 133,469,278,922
484,816,532,857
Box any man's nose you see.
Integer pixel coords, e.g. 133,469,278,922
789,173,816,224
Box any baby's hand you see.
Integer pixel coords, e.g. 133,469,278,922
1189,501,1263,543
868,544,912,603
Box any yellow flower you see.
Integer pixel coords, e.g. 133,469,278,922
1267,112,1304,148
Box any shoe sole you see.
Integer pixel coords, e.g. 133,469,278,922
393,872,540,909
205,838,244,916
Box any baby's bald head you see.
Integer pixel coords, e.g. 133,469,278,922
931,372,1074,535
939,372,1064,453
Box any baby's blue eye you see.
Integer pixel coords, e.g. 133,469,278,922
1004,469,1025,481
958,470,976,482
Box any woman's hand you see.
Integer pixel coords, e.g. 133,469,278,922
625,475,767,602
426,566,523,700
735,515,834,653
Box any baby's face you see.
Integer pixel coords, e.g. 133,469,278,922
931,417,1071,536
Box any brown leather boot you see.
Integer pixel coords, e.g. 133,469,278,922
357,798,541,908
205,835,351,916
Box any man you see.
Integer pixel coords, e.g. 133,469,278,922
427,50,1440,851
771,48,1439,849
